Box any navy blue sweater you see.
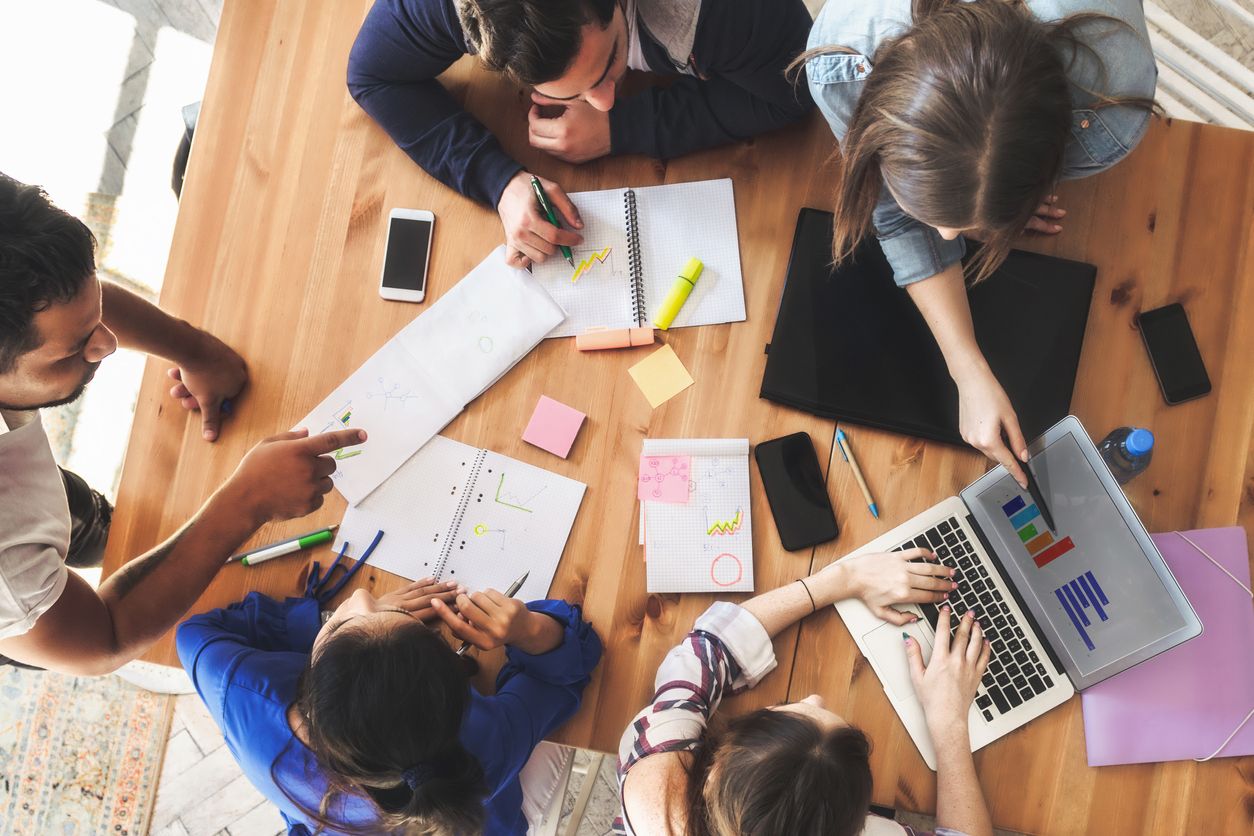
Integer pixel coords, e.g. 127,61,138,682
347,0,815,208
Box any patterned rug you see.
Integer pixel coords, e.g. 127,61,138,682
0,665,174,836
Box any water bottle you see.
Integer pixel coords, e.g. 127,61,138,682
1098,427,1154,485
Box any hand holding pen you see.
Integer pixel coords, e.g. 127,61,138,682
496,172,583,271
428,572,567,656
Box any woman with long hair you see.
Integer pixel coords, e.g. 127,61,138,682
177,579,602,835
615,549,992,836
801,0,1156,487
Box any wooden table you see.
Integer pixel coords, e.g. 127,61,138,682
101,0,1254,832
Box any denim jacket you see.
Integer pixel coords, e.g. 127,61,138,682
806,0,1157,286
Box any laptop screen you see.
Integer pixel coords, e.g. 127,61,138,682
968,433,1185,677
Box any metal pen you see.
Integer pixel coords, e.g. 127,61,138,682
456,570,531,656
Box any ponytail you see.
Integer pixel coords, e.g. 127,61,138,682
273,620,489,836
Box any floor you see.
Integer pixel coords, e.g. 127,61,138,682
4,0,1254,834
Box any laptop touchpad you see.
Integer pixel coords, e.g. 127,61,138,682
863,620,933,702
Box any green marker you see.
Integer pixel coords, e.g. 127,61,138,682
530,176,574,267
231,526,338,566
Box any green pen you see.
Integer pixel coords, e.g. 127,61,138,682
230,525,338,566
530,176,575,268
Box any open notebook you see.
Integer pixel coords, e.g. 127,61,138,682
336,436,586,597
533,179,745,338
295,247,566,504
640,438,753,593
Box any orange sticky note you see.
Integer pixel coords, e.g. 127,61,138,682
628,344,694,408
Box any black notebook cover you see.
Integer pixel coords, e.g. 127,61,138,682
760,208,1096,445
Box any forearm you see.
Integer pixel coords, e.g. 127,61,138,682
508,610,568,655
94,484,261,667
905,263,989,384
933,727,993,836
100,281,204,364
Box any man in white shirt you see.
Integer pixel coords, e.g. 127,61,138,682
0,173,366,675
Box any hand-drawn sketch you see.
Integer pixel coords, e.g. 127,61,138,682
366,378,420,409
495,473,547,513
640,456,689,500
706,509,743,536
570,246,618,283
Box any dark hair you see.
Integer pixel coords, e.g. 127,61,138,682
683,709,874,836
457,0,617,85
275,620,489,836
793,0,1158,283
0,173,96,373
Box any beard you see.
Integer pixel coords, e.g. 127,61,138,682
0,362,99,411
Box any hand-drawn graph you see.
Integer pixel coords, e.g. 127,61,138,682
366,378,420,409
334,448,362,459
570,246,617,283
473,523,508,550
706,509,743,536
334,403,353,426
320,402,362,460
495,473,547,513
689,461,733,495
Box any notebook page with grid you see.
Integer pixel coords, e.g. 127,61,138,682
335,436,586,597
633,179,745,330
643,438,753,592
532,188,635,338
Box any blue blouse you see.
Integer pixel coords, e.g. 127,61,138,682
176,593,603,836
806,0,1157,287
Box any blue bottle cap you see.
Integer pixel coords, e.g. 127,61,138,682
1125,429,1154,456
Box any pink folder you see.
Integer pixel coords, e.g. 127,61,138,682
1081,527,1254,766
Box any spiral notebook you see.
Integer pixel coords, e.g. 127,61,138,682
532,178,745,338
335,435,586,597
638,438,754,593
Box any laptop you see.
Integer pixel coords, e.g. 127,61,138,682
835,416,1202,769
760,208,1097,444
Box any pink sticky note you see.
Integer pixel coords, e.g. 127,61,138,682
638,454,691,503
521,395,586,458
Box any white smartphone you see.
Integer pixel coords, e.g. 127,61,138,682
379,208,435,303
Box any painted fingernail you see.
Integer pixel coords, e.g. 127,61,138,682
902,633,911,644
911,616,919,622
985,639,991,646
942,593,949,599
941,604,951,612
965,610,974,618
949,568,956,576
951,582,959,590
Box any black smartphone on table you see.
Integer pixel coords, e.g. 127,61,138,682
754,432,839,551
1137,303,1211,404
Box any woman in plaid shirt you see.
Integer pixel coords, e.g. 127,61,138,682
615,547,993,836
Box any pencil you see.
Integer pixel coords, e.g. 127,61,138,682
836,429,878,519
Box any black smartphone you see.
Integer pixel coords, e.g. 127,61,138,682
1137,303,1211,404
754,432,839,551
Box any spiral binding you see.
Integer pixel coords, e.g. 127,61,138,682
624,189,646,325
433,448,487,580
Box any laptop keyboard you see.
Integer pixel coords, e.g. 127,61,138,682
892,516,1056,723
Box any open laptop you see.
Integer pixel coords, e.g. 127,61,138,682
835,416,1202,769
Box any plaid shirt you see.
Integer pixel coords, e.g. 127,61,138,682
612,602,967,836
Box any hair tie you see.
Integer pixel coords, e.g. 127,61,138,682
402,763,437,791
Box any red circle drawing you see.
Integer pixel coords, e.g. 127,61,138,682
711,553,743,586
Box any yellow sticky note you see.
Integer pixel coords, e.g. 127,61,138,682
628,344,695,408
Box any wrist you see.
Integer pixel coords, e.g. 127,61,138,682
813,560,857,607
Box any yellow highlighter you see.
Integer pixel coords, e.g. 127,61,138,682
653,257,703,330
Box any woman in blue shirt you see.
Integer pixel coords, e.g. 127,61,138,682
177,578,603,836
803,0,1156,486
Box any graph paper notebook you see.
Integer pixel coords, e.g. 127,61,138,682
533,179,745,338
294,247,566,505
640,438,753,593
336,435,586,597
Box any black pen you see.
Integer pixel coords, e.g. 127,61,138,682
456,570,531,656
1019,454,1056,533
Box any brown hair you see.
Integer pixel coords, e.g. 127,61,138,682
273,620,488,836
681,709,874,836
457,0,617,85
795,0,1158,283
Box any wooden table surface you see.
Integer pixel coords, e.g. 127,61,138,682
100,0,1254,833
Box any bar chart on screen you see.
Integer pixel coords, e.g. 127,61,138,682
1052,571,1109,651
1001,495,1075,568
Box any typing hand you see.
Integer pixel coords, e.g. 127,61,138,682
497,171,584,270
166,330,248,442
906,606,990,733
222,428,366,528
378,578,464,623
955,366,1028,488
827,548,954,626
528,94,612,164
